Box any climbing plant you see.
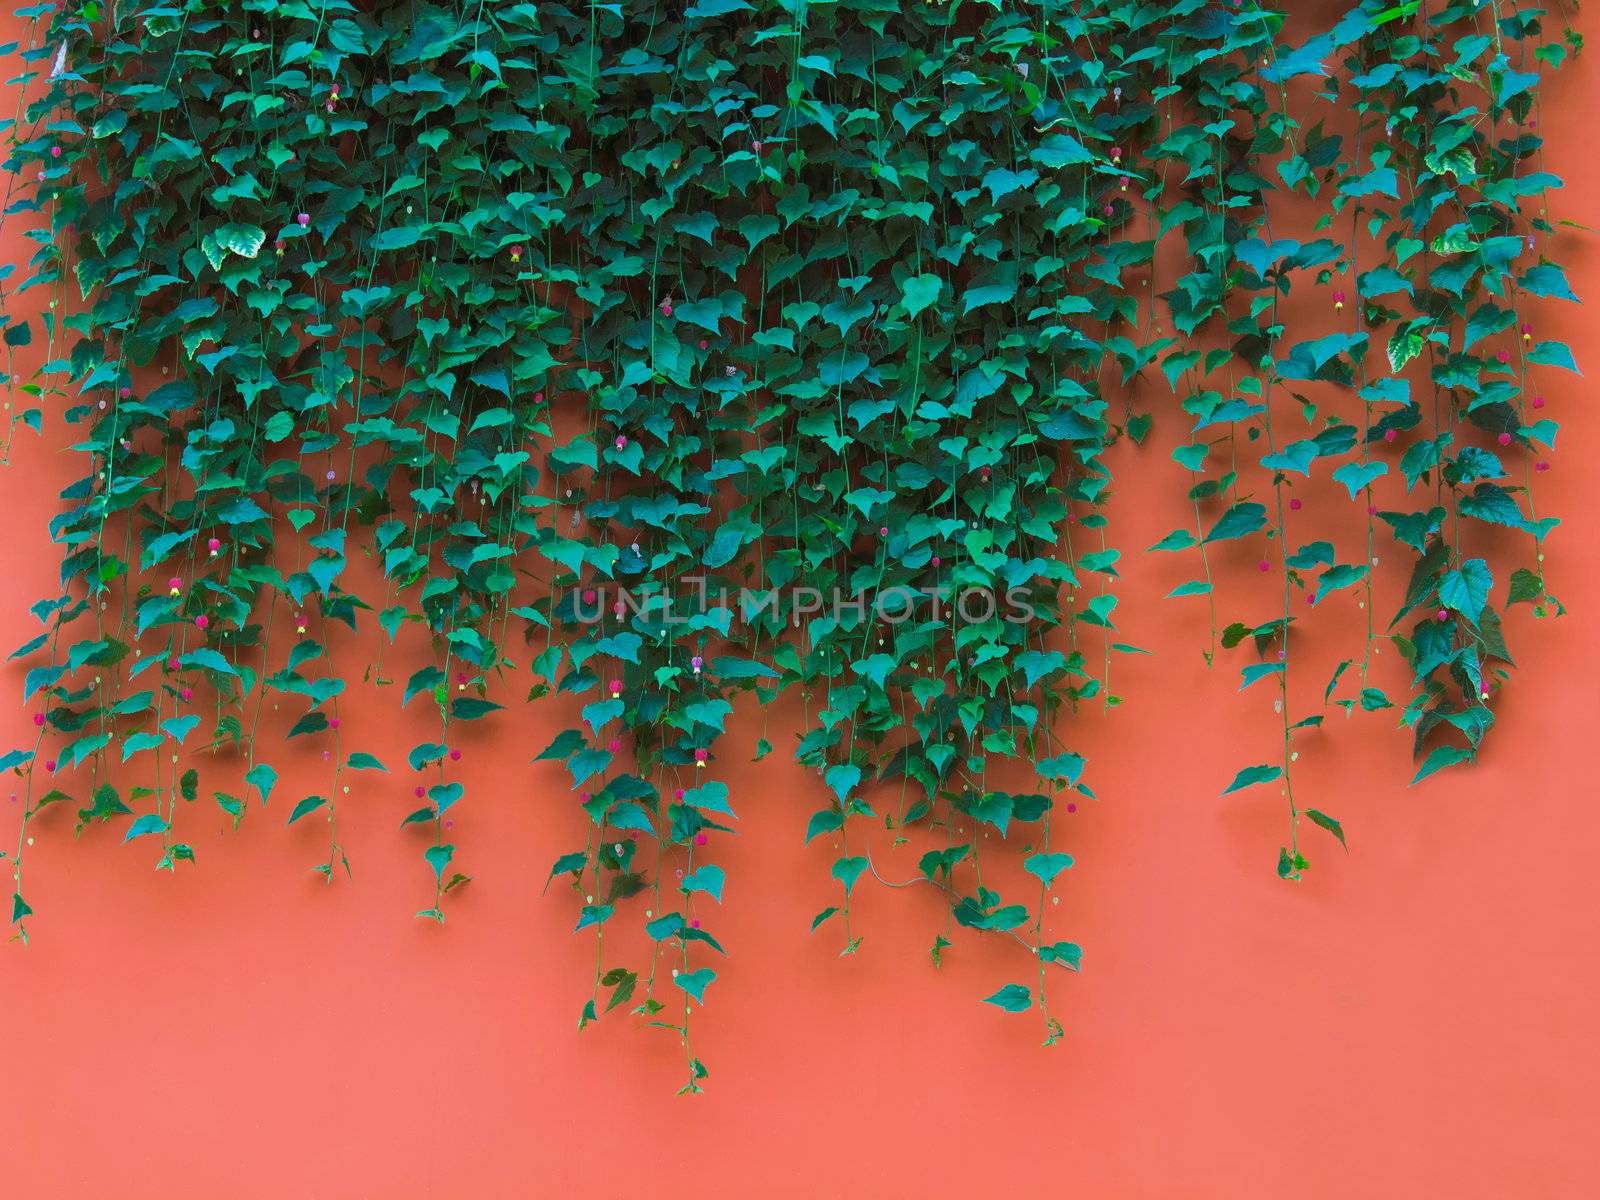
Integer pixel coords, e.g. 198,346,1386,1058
0,0,1580,1091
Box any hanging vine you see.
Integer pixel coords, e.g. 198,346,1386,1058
0,0,1580,1090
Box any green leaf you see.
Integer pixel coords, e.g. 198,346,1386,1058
1331,461,1387,498
1411,745,1472,786
682,864,726,903
983,984,1032,1013
123,813,169,842
1221,765,1282,796
1205,503,1267,543
288,796,328,825
245,763,277,805
674,967,716,1004
900,273,943,317
1024,852,1074,886
1305,809,1347,850
831,855,868,895
1440,559,1493,627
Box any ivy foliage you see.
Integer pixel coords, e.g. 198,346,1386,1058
0,0,1578,1088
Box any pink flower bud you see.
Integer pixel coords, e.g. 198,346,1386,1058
449,748,461,761
1258,560,1270,572
931,556,941,567
414,786,425,798
1383,429,1397,443
44,759,56,772
1536,460,1550,472
195,615,208,629
1437,609,1449,621
50,146,60,158
118,386,131,399
608,739,621,753
614,435,627,449
695,833,707,845
694,748,708,762
329,718,340,730
181,687,192,701
32,713,44,726
296,212,310,227
1497,432,1512,445
207,537,221,551
1532,395,1545,409
1289,498,1302,511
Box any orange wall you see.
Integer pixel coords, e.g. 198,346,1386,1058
2,18,1598,1200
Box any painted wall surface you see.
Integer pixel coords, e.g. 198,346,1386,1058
1,15,1597,1200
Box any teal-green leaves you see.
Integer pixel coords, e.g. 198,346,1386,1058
0,0,1575,1083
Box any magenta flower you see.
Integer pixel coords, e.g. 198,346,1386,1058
195,615,208,629
1498,432,1512,445
296,212,310,227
